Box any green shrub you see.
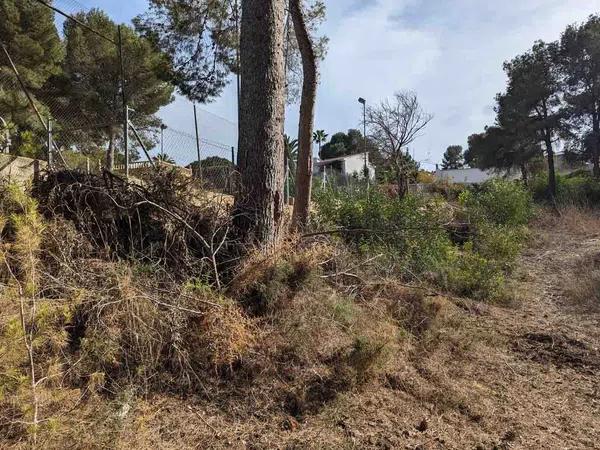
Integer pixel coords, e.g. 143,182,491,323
313,185,453,276
531,172,600,206
459,179,533,227
441,243,506,301
473,223,526,270
313,180,529,302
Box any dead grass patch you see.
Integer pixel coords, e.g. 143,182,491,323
533,206,600,241
562,252,600,312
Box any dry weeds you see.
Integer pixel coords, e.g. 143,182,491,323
2,184,600,449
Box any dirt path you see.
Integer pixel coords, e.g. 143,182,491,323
297,213,600,449
458,214,600,449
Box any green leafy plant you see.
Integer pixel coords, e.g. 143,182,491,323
459,179,533,226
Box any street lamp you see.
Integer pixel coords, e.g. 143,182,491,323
358,97,368,186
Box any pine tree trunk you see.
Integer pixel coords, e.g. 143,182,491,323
106,127,115,171
290,0,317,230
520,163,529,187
545,133,557,200
234,0,286,247
592,111,600,178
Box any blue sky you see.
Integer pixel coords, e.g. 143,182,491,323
56,0,600,168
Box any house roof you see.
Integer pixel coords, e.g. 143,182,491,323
315,152,369,165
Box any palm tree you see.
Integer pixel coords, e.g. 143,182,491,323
284,134,299,171
154,152,176,165
284,134,299,203
312,129,328,157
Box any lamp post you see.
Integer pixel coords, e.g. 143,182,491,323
358,97,368,187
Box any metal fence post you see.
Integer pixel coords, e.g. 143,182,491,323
124,105,129,179
117,24,128,178
47,118,53,169
230,146,235,194
193,104,202,181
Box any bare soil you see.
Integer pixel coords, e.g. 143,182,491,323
52,212,600,449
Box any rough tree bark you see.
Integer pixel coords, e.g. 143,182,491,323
592,110,600,178
545,131,557,199
234,0,286,247
290,0,317,230
106,128,115,171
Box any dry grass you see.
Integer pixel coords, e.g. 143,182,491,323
532,205,600,240
14,181,600,449
562,252,600,311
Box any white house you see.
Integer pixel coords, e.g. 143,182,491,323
434,167,517,184
435,153,592,185
313,153,376,182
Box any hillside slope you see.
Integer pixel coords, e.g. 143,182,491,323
82,210,600,449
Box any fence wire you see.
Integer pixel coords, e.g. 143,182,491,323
0,0,238,182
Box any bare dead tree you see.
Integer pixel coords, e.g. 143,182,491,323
366,91,432,197
290,0,317,230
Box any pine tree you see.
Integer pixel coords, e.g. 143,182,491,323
0,0,62,132
441,145,464,169
44,10,174,166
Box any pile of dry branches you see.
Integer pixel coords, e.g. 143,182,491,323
33,168,236,287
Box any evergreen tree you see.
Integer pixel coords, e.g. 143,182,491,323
0,0,62,133
134,0,328,105
319,129,376,159
559,15,600,177
441,145,464,169
44,10,174,166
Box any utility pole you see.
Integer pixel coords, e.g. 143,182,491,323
358,97,368,187
118,25,128,176
160,124,167,160
193,104,202,180
47,118,53,168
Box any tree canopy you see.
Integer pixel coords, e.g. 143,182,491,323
441,145,464,170
133,0,236,103
43,10,174,159
319,129,374,160
134,0,328,104
559,15,600,175
0,0,63,89
468,41,563,195
0,0,62,133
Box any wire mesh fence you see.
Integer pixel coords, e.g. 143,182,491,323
0,0,238,187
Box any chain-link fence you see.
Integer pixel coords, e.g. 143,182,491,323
0,0,237,185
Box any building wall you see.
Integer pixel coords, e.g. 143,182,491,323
436,154,592,185
434,167,504,184
339,154,376,180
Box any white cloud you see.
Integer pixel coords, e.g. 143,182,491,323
302,0,600,168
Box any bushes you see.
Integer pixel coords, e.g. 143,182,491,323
459,179,533,227
0,175,535,446
314,180,530,301
313,185,453,276
531,172,600,206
